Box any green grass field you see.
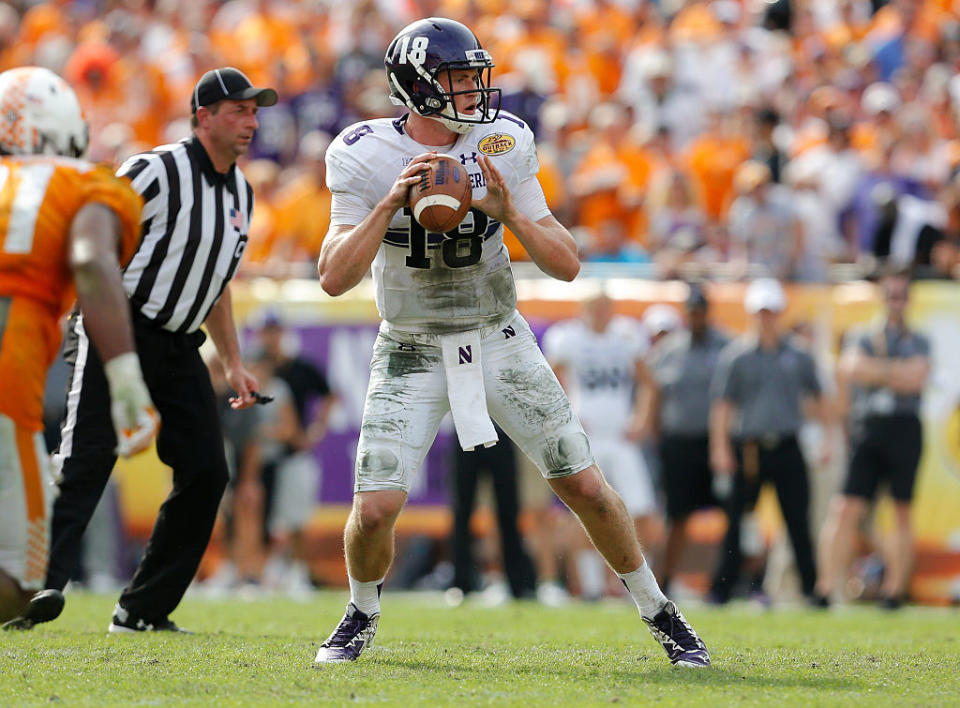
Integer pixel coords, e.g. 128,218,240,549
2,591,959,707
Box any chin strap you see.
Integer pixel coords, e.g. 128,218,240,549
429,113,473,135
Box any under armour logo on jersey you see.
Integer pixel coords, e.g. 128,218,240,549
398,343,416,351
502,326,516,339
459,345,472,364
229,208,245,232
460,152,478,165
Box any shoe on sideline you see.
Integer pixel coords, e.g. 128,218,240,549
108,604,192,633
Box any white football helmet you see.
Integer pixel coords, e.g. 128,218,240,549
0,67,88,158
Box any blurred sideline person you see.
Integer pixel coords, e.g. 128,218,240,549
544,290,658,601
521,455,577,606
709,279,830,604
245,353,304,593
636,302,682,557
815,268,929,608
763,320,844,603
0,67,158,628
202,350,262,593
43,68,274,633
255,312,335,595
644,283,728,596
447,424,537,603
313,18,709,667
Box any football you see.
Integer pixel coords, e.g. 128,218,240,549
409,155,471,233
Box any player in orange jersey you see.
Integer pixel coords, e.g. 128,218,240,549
0,67,158,628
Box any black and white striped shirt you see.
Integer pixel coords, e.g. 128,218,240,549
117,136,253,334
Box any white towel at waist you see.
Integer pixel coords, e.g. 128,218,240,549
439,330,498,451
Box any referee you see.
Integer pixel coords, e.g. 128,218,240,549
38,68,277,632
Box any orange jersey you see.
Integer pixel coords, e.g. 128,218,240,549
0,157,142,430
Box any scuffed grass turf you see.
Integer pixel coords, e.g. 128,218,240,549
2,591,959,706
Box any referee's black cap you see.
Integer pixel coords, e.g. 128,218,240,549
191,68,278,114
686,282,709,310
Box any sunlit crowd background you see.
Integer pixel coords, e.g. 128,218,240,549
4,0,960,281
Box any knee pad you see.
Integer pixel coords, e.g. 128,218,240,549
357,447,401,478
545,432,591,476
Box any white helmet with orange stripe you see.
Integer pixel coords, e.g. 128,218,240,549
0,66,88,158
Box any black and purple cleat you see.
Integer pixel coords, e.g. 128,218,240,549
643,600,711,667
314,603,380,663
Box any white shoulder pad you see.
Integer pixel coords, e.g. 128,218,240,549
325,119,394,194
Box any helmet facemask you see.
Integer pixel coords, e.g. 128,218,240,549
388,46,501,134
36,124,89,158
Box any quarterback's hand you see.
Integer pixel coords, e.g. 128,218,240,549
384,152,437,213
226,364,260,410
473,155,516,224
104,352,160,458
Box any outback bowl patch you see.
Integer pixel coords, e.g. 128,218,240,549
478,133,516,155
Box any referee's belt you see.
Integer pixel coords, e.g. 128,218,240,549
738,434,796,480
131,307,164,330
740,433,795,451
131,308,206,348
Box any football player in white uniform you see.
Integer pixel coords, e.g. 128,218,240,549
313,17,708,668
544,291,659,600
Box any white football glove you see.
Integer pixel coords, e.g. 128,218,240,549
104,352,160,458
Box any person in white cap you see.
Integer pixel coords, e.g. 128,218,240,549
642,303,683,347
708,279,831,604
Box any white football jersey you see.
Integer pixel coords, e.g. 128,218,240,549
543,317,650,438
326,111,551,334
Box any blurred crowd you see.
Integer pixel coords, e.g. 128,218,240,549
4,0,960,280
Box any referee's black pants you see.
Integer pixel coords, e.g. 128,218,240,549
47,311,228,622
710,435,816,602
450,439,536,599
